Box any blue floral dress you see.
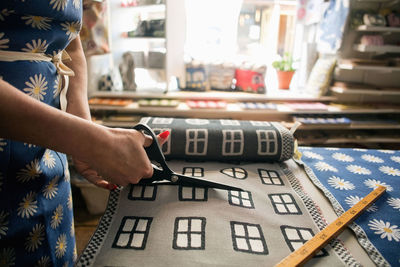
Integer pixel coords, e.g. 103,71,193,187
0,0,82,266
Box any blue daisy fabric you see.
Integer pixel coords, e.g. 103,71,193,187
298,147,400,266
0,0,81,266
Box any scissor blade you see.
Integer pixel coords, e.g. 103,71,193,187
173,173,243,191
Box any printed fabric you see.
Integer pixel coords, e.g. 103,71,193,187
298,147,400,267
0,0,82,266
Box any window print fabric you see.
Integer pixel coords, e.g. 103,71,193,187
0,0,81,265
77,160,359,266
298,147,400,266
141,117,294,162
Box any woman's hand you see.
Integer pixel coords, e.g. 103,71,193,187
74,129,169,189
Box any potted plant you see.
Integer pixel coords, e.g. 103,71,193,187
272,53,296,89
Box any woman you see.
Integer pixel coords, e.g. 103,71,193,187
0,0,168,265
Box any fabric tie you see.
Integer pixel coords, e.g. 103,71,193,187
0,50,75,111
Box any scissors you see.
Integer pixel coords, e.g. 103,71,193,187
133,123,243,191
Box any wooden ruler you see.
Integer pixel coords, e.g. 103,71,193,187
275,185,386,267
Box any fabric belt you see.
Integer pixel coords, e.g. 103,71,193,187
0,50,75,111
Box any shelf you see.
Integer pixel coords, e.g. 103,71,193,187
337,63,400,72
330,86,400,96
299,137,400,145
356,25,400,33
354,44,400,53
89,91,336,102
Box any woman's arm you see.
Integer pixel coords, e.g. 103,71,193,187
0,79,154,186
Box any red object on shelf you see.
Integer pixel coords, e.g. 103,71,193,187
186,100,227,109
234,68,266,94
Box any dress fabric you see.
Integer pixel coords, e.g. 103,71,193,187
0,0,82,266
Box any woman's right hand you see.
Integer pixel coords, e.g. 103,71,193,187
77,127,169,187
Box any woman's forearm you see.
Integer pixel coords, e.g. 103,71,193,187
0,79,109,160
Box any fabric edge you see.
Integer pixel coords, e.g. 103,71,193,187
280,161,361,267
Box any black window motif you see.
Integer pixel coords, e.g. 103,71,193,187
230,221,268,255
280,225,328,257
183,167,204,177
173,217,206,250
128,185,157,201
258,169,283,185
228,190,255,209
112,216,152,250
220,167,248,179
268,193,302,215
179,185,208,201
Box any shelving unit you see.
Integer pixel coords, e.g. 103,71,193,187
354,44,400,53
356,25,400,33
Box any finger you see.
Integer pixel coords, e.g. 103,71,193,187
82,170,118,190
143,130,170,147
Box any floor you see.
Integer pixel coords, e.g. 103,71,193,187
72,186,103,257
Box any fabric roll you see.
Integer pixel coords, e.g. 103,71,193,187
140,117,294,162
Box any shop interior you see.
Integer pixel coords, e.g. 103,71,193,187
74,0,400,265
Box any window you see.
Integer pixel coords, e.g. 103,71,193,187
280,225,328,257
128,185,157,201
112,217,152,250
153,128,171,155
220,167,248,179
256,130,278,156
152,117,173,124
220,119,240,126
183,167,204,177
222,130,244,156
186,129,208,155
229,190,254,209
258,169,283,185
179,186,208,201
250,121,271,127
268,193,302,215
173,217,206,250
230,221,268,255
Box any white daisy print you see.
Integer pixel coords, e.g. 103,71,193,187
391,156,400,164
0,210,9,238
361,154,384,163
345,195,377,212
53,75,61,98
364,179,393,192
21,15,52,30
332,153,354,162
303,151,324,160
16,159,42,183
0,138,6,152
55,234,67,258
25,223,45,252
50,0,68,11
0,32,9,49
70,220,75,237
0,9,14,22
0,248,15,266
21,39,49,54
346,165,371,175
353,148,367,151
325,147,339,150
314,161,338,172
328,176,355,190
379,166,400,176
68,192,73,210
24,74,48,101
61,21,81,41
24,142,37,148
388,197,400,211
64,166,70,182
42,176,59,199
368,219,400,242
17,191,38,218
43,149,56,169
35,256,51,267
73,0,80,9
378,150,395,154
51,205,63,229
